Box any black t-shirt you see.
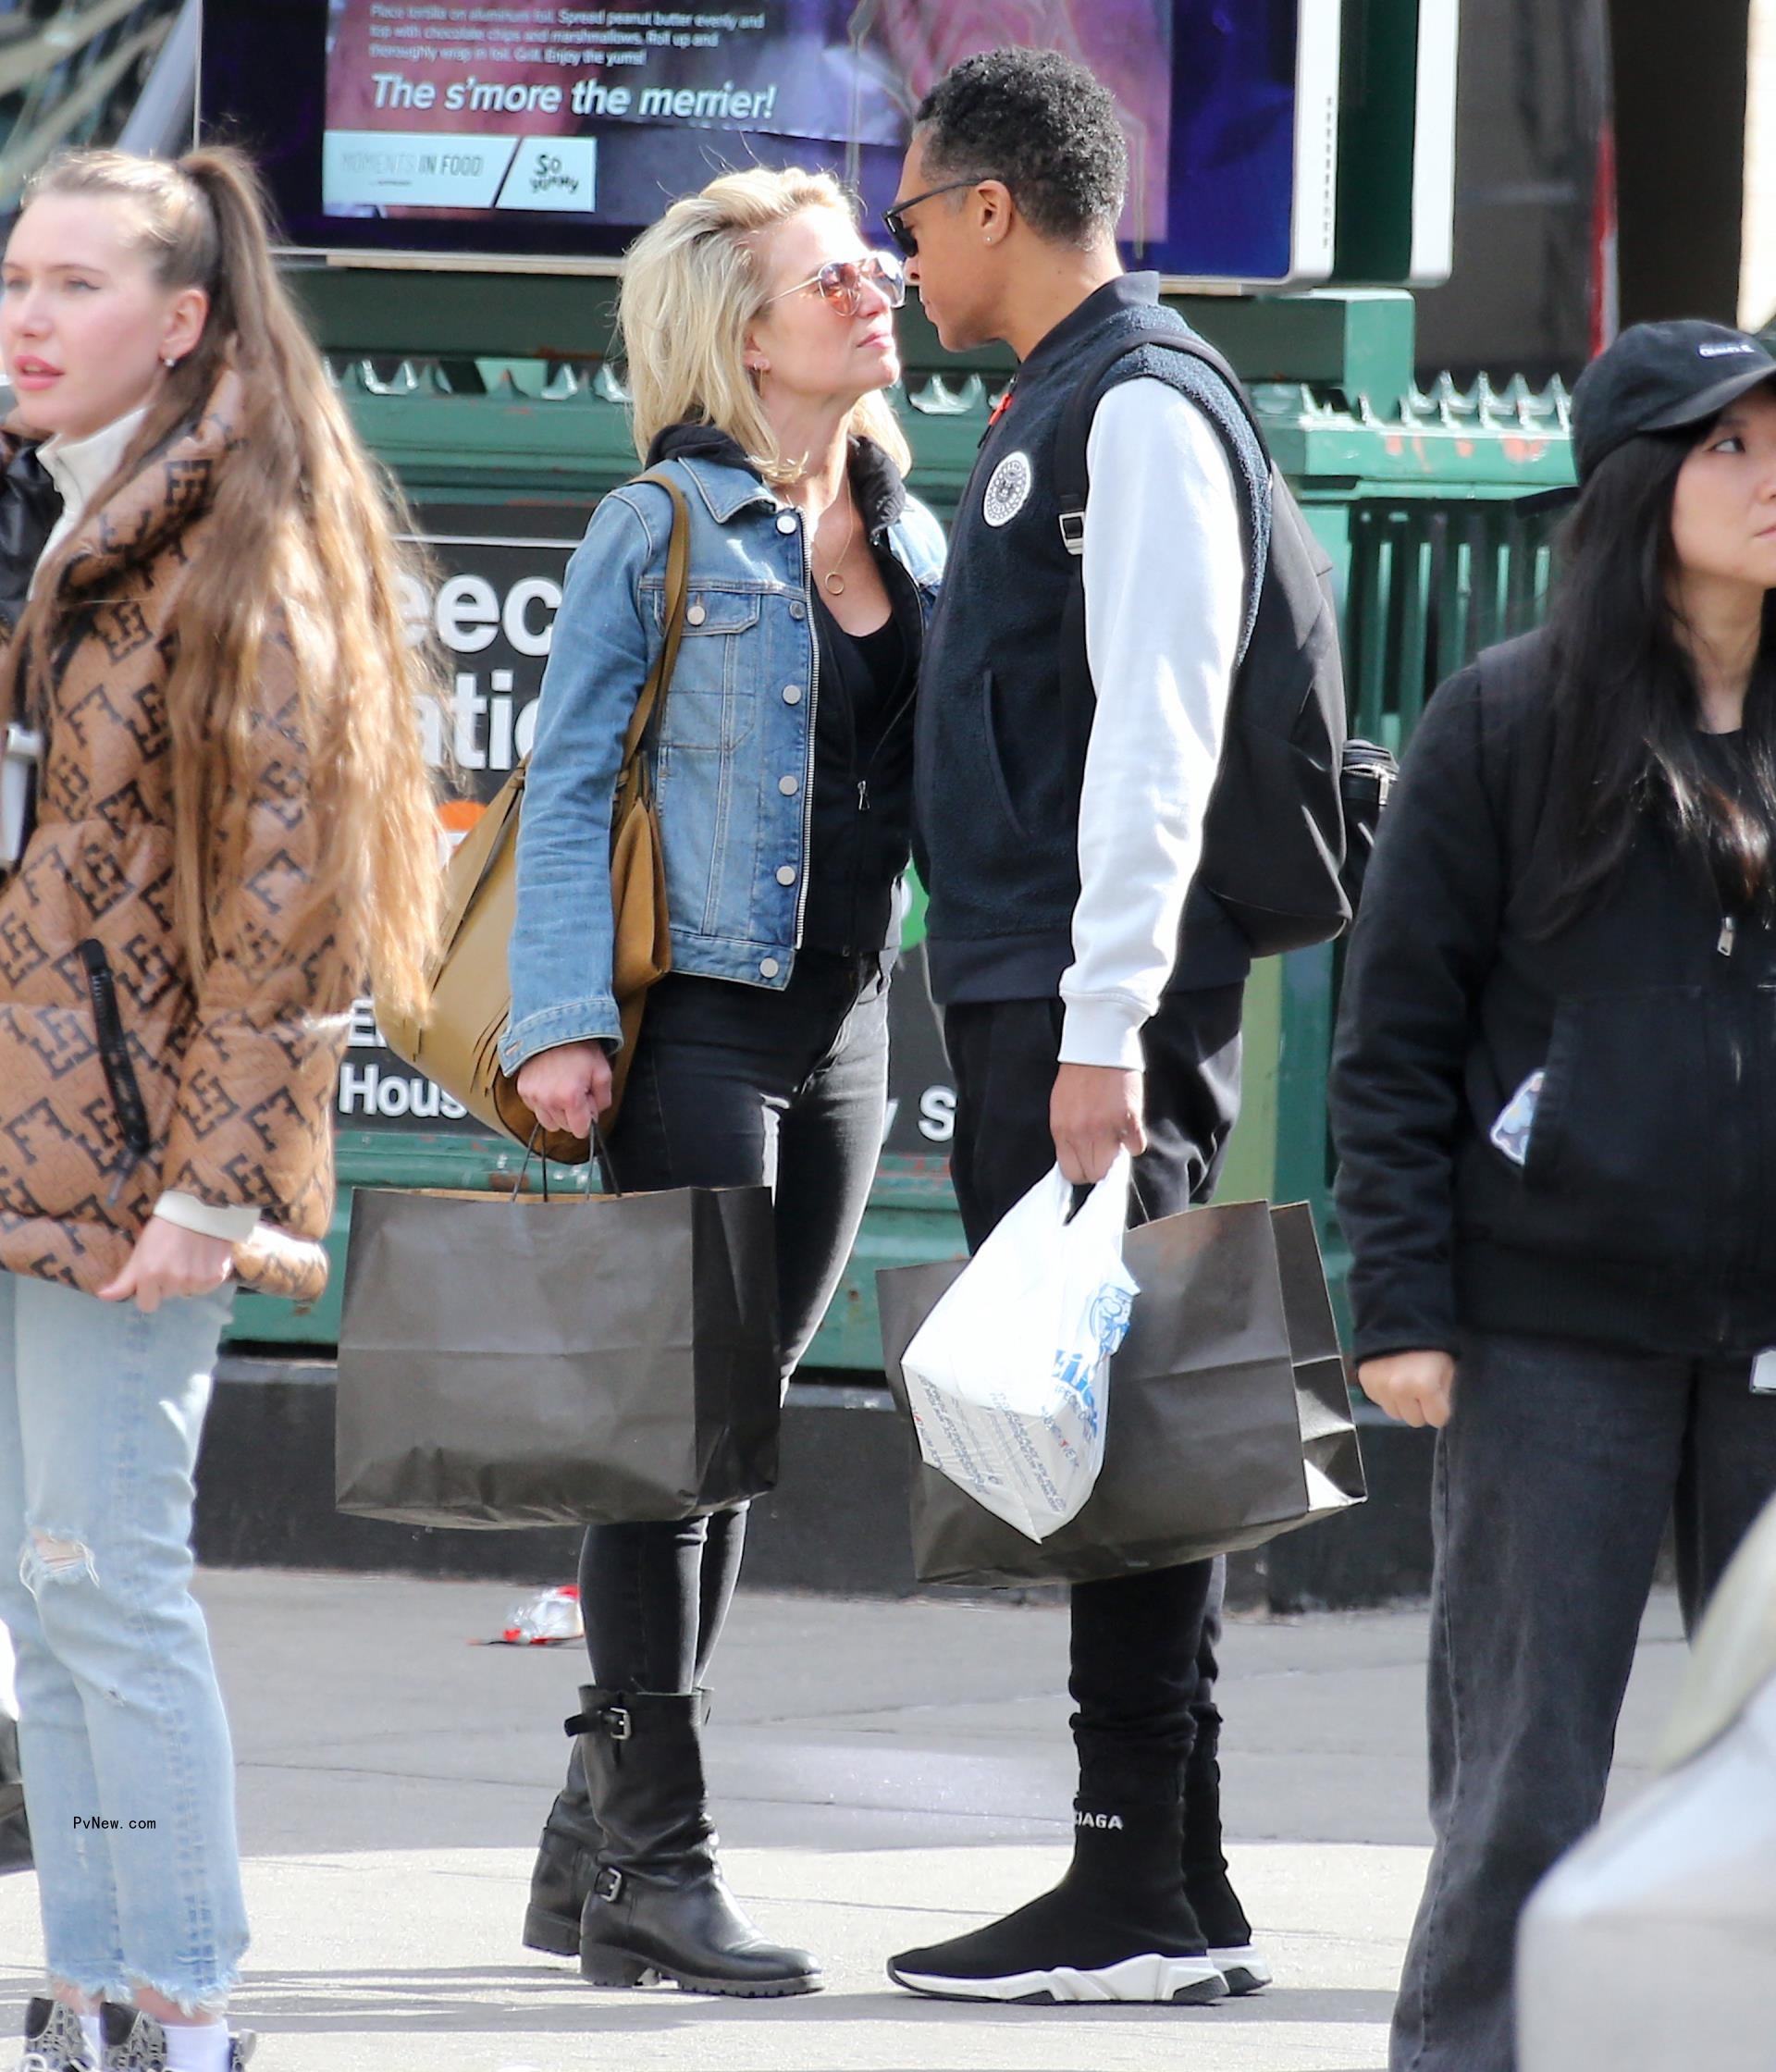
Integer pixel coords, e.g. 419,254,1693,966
801,579,916,955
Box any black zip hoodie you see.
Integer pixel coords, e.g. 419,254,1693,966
1331,628,1776,1363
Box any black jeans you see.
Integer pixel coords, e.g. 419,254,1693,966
1392,1329,1776,2072
578,952,890,1694
944,984,1244,1777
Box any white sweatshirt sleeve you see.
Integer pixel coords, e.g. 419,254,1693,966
1059,376,1246,1070
152,1190,260,1242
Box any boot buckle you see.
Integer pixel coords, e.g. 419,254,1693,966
603,1705,632,1742
592,1864,624,1902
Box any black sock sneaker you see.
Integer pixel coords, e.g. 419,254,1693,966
1183,1731,1271,1994
887,1794,1227,2006
1181,1866,1270,1993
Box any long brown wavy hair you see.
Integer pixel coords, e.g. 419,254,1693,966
14,145,442,1020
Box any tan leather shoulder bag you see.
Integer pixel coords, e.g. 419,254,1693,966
380,474,692,1164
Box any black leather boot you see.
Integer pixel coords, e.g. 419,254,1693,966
574,1689,821,1997
0,1713,31,1876
522,1690,604,1956
1182,1712,1271,1994
887,1737,1226,2005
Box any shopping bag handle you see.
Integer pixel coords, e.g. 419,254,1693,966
515,1122,622,1201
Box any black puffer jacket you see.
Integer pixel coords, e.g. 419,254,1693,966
1331,629,1776,1363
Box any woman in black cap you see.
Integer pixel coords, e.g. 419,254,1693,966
1331,318,1776,2072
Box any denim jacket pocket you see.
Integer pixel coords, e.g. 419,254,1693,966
642,581,764,751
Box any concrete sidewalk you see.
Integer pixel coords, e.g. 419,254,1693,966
0,1572,1689,2071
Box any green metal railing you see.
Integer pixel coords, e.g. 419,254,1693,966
1345,497,1564,749
1276,485,1572,1314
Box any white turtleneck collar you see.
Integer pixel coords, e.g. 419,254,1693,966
33,404,151,586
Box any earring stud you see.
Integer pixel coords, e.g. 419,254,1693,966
163,355,179,370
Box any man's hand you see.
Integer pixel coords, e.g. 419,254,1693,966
1050,1063,1146,1185
1356,1350,1456,1429
516,1040,613,1141
98,1218,234,1314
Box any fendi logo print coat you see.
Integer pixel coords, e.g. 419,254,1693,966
0,375,352,1302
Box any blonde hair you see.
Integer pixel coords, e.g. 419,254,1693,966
620,166,911,483
15,145,442,1023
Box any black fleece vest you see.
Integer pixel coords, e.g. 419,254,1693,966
914,275,1267,1005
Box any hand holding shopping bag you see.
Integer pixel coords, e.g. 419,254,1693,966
335,1138,781,1529
881,1199,1366,1588
899,1155,1139,1541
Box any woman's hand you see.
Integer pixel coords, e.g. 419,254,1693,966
517,1040,613,1141
1357,1349,1457,1429
98,1218,234,1314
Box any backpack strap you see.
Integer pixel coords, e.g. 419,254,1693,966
1051,323,1274,560
1051,325,1270,733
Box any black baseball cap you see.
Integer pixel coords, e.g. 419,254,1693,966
1570,320,1776,482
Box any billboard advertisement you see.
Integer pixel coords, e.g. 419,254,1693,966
202,1,1343,283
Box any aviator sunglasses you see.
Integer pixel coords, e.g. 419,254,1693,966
766,249,906,315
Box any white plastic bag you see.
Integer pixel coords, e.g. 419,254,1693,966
901,1155,1139,1541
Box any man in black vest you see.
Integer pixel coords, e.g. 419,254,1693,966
883,48,1273,2007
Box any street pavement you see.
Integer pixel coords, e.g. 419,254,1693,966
1,1571,1689,2071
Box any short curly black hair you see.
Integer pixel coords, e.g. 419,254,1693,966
914,47,1128,246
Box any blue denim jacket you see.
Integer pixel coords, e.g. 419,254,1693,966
503,450,946,1072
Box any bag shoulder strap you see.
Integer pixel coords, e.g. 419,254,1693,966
617,470,693,776
436,471,690,950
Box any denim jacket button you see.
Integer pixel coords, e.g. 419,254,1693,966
782,684,803,704
759,956,782,978
789,601,806,620
685,603,707,626
775,512,797,535
776,865,796,885
778,774,799,796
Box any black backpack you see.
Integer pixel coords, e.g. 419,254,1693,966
1055,325,1387,956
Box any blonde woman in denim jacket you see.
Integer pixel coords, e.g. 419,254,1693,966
503,167,944,1999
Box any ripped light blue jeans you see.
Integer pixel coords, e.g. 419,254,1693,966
0,1268,245,2011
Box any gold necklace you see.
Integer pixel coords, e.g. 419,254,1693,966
814,491,858,597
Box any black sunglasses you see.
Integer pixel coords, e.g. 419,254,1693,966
883,178,997,258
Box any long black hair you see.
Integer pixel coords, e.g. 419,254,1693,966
1536,424,1776,934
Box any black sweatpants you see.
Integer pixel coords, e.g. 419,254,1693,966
943,983,1244,1773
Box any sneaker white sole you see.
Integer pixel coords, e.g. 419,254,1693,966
888,1952,1229,2005
1210,1944,1273,1994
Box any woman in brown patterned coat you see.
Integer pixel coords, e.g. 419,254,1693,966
0,149,439,2072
